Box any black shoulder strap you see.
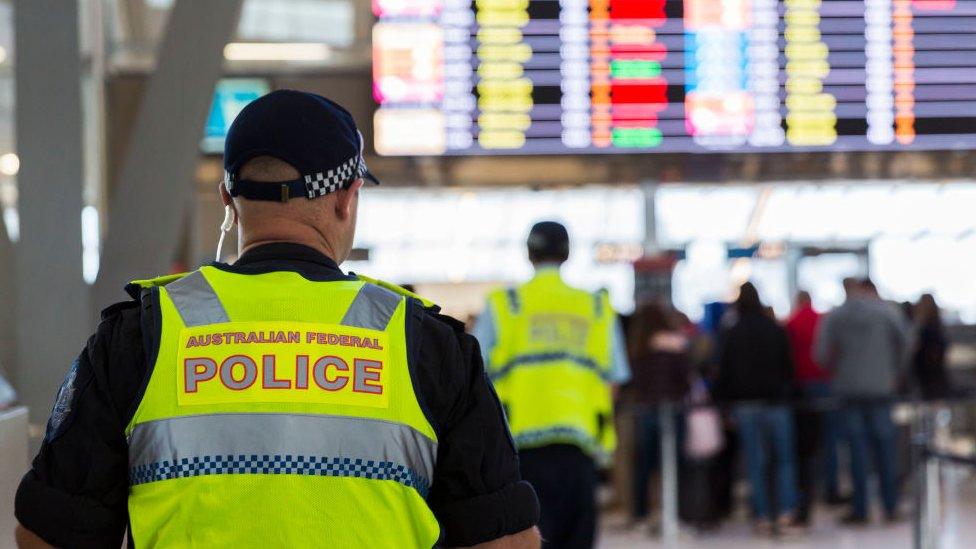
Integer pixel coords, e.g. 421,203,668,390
124,287,162,427
505,287,521,315
593,290,607,319
402,298,440,435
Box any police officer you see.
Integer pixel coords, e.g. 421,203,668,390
473,222,630,548
15,90,540,548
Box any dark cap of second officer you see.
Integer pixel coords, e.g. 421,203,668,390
527,221,570,263
222,89,379,203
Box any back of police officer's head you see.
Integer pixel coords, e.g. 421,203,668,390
220,155,363,263
527,221,570,266
219,90,379,264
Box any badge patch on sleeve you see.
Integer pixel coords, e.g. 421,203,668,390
176,321,390,409
45,358,91,442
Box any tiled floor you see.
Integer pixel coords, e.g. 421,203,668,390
598,470,975,549
598,514,912,549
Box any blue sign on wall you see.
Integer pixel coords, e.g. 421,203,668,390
202,79,270,154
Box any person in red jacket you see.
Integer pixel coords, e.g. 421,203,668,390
785,291,841,524
786,292,828,385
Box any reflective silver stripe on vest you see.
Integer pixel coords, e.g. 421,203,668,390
165,271,230,327
513,426,606,462
128,413,437,496
490,352,609,382
340,283,401,331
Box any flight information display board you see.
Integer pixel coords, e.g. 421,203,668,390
372,0,976,156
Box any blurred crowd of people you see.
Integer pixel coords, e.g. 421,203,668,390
618,278,956,539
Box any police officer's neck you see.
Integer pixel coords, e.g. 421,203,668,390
239,224,344,264
531,261,564,273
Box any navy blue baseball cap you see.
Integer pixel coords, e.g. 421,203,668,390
528,221,570,258
223,89,379,202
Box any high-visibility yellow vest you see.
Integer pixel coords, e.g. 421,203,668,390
485,269,616,462
125,265,439,548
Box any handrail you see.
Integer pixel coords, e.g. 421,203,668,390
922,448,976,469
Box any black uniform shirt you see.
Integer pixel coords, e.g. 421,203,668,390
15,243,538,548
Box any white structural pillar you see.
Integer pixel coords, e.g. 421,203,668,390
93,0,242,307
13,0,90,423
641,180,659,254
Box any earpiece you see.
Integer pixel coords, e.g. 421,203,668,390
220,205,234,232
215,205,234,262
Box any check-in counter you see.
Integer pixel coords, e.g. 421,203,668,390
0,407,28,549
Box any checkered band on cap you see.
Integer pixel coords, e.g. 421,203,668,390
303,154,367,198
223,154,370,200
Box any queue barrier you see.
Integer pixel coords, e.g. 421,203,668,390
912,405,976,549
636,396,976,548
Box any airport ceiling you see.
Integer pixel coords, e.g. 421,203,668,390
104,0,371,74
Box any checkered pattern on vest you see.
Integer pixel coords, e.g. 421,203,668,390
130,454,431,496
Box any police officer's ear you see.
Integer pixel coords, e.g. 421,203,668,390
334,179,364,221
217,181,239,220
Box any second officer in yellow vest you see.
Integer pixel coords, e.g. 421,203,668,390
15,91,540,548
474,221,631,549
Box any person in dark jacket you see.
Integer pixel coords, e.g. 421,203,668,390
715,283,800,537
622,303,691,527
912,293,951,399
